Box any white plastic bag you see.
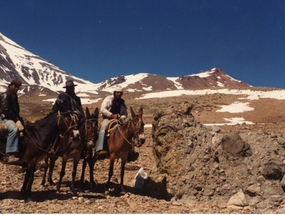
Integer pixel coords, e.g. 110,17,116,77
133,167,148,190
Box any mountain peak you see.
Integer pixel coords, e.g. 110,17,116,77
0,32,250,96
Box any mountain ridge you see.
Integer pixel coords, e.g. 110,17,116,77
0,32,250,97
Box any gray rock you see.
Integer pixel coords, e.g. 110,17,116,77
212,133,223,148
227,189,248,208
222,134,245,155
211,125,221,133
280,175,285,190
261,162,282,180
251,209,262,214
246,184,261,196
277,137,285,146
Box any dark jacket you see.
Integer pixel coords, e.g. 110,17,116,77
0,89,20,122
52,92,84,117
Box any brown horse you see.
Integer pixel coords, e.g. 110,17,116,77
0,102,76,200
40,107,99,194
94,107,144,194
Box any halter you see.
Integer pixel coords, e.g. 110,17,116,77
84,117,98,142
57,110,78,138
130,117,144,135
118,117,144,146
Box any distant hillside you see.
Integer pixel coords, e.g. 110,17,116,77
0,32,250,97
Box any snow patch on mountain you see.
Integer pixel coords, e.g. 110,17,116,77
167,77,184,89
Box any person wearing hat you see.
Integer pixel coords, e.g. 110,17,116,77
96,85,128,155
51,80,84,118
0,79,23,163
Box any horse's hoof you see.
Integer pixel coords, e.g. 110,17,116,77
68,190,77,196
25,197,33,204
77,188,82,193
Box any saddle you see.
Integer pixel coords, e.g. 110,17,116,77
104,119,123,137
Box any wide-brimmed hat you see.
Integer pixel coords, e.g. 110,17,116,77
10,79,22,86
114,85,123,93
63,80,77,88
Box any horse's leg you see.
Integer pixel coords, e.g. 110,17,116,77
40,157,49,186
106,155,115,191
120,157,128,194
21,159,36,200
47,155,58,185
21,165,30,192
80,158,87,184
71,157,80,194
89,149,97,187
57,156,67,193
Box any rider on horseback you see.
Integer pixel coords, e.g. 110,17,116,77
0,79,23,163
51,80,84,151
52,80,84,119
96,85,127,156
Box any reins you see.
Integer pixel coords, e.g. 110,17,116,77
118,117,143,146
26,111,77,153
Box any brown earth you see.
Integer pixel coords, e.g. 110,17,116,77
1,87,285,213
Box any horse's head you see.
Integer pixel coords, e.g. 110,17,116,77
130,107,145,147
85,107,99,146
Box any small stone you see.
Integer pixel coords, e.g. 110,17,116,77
227,189,248,207
78,197,84,203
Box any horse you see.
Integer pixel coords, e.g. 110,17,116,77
94,107,144,194
79,108,100,188
40,107,99,194
0,102,76,200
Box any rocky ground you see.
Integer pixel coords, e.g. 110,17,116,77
1,123,285,214
2,88,285,213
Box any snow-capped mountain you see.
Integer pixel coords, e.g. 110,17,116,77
0,32,250,96
100,68,250,93
0,32,100,96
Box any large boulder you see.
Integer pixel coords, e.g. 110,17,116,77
144,102,285,209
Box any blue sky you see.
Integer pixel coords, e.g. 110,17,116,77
1,0,285,88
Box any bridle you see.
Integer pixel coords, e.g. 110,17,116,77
118,116,144,146
84,117,98,144
57,111,78,138
27,111,77,153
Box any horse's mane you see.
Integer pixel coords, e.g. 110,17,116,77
28,111,57,126
78,117,87,127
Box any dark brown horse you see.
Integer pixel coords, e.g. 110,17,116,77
40,107,99,193
79,108,100,187
0,102,76,200
94,107,144,194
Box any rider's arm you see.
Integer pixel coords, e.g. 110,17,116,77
100,96,113,119
1,92,19,122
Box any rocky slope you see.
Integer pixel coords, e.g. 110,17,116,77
1,102,285,213
146,102,285,211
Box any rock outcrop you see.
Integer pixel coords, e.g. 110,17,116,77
144,102,285,209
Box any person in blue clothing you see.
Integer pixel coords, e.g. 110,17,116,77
0,79,23,163
96,85,127,154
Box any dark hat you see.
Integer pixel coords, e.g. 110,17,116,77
63,80,77,88
10,79,22,86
